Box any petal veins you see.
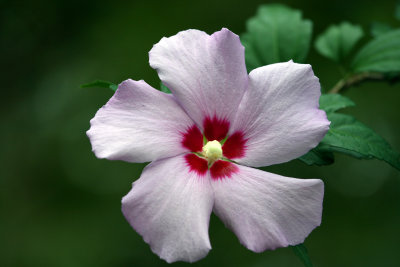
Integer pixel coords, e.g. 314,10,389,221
203,116,230,141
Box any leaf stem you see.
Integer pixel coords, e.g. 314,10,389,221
328,72,385,94
291,243,313,267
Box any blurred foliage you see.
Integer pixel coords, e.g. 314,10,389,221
352,30,400,73
1,0,400,267
81,80,118,91
315,22,363,63
370,22,393,37
241,4,312,71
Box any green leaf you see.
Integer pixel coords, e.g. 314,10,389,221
81,80,117,91
301,113,400,170
160,82,171,94
351,29,400,73
299,94,354,165
291,244,313,267
241,4,312,71
315,22,363,62
299,147,334,166
396,0,400,20
370,22,393,38
322,113,400,170
300,94,400,170
319,94,355,113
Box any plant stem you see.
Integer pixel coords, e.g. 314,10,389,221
329,72,385,94
291,244,313,267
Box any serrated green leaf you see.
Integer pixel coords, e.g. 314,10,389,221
315,22,363,62
241,4,312,71
291,244,313,267
160,82,171,94
351,29,400,73
322,113,400,170
319,94,355,113
300,95,400,169
81,80,117,91
370,22,393,37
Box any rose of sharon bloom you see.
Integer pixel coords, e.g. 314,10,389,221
87,28,330,263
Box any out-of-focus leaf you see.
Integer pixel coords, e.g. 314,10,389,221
160,82,171,94
81,80,118,91
315,22,363,62
319,94,355,113
241,4,312,71
351,29,400,73
370,22,393,37
396,1,400,20
291,244,313,267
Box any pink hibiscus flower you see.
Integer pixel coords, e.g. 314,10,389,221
87,28,330,263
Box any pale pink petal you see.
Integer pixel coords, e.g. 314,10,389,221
121,155,214,263
212,164,324,252
87,79,196,163
231,61,330,167
149,28,248,128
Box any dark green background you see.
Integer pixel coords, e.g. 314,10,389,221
1,0,400,266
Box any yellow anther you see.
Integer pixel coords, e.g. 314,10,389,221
202,140,223,163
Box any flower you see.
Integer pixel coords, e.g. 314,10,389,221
87,28,330,263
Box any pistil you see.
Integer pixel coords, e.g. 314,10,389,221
202,140,223,164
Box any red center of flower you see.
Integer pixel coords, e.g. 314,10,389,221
181,116,247,180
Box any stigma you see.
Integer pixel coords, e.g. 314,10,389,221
202,140,223,163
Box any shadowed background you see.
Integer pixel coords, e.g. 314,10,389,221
1,0,400,266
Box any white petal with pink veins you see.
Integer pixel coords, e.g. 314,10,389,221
149,28,248,128
212,164,324,252
87,79,195,163
122,154,214,263
231,61,330,167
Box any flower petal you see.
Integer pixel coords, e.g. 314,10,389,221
212,164,324,252
122,154,214,263
87,79,197,163
149,28,248,128
231,61,330,167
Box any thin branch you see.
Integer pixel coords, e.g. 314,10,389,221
329,72,385,94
